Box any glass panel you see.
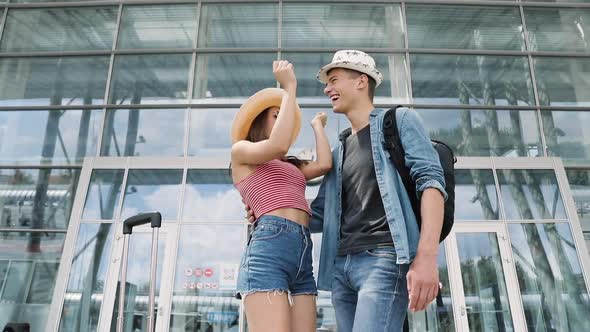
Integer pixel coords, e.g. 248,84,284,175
192,53,276,101
525,0,590,5
290,109,344,158
170,224,244,332
509,223,590,331
498,169,567,220
183,170,242,222
408,247,456,331
284,52,410,103
108,54,191,105
26,261,60,304
198,3,277,48
188,108,234,159
118,4,197,49
454,169,499,220
82,169,125,220
417,109,542,157
457,232,514,331
0,110,102,165
407,5,524,51
0,56,110,107
121,169,183,221
100,109,185,157
112,232,165,332
566,169,590,233
0,232,63,330
0,7,117,52
60,223,114,332
524,8,590,53
533,57,590,107
0,168,80,230
311,234,337,330
411,54,534,106
283,3,403,48
542,110,590,164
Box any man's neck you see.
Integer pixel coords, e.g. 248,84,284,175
345,101,374,134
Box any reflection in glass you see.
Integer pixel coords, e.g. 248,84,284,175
198,3,277,48
0,232,64,332
457,232,514,331
533,57,590,107
566,169,590,232
524,8,590,53
0,7,117,52
283,3,403,48
193,53,277,101
183,170,242,222
0,56,110,107
542,110,590,164
82,170,124,220
118,4,197,49
112,233,165,332
418,109,542,157
121,169,183,221
0,168,80,230
454,169,499,220
108,54,191,105
411,54,534,106
170,225,244,332
499,169,567,220
100,109,185,157
407,5,524,50
283,53,409,103
60,223,114,332
509,223,590,331
0,110,103,165
188,109,234,159
408,247,455,331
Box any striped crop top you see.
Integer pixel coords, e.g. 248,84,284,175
235,159,311,220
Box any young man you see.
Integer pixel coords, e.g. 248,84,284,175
310,50,447,332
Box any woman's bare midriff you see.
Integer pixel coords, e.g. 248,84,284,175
263,207,310,227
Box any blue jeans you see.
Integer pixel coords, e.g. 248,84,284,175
236,215,318,299
331,247,409,332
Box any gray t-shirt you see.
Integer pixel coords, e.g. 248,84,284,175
338,124,394,256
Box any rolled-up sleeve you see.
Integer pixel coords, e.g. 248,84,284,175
398,108,447,201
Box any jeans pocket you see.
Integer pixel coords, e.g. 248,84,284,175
250,224,284,241
365,247,397,259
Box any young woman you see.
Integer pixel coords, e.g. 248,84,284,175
230,60,332,332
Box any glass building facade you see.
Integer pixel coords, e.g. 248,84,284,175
0,0,588,331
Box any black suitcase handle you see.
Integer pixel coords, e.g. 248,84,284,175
123,212,162,234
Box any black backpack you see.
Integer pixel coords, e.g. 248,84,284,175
382,107,456,242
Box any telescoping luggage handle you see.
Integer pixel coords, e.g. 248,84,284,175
116,212,162,332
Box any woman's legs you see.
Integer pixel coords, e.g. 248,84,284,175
290,294,317,332
244,292,291,332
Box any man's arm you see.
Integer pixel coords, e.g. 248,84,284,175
397,108,446,312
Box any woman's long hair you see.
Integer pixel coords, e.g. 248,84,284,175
229,108,307,175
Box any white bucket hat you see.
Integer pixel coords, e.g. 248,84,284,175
317,50,383,87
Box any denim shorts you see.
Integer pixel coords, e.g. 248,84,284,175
237,215,318,299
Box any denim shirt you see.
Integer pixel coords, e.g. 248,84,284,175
309,107,447,291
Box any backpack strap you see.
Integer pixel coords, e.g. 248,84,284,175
382,107,421,220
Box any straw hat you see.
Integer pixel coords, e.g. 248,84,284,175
231,88,302,144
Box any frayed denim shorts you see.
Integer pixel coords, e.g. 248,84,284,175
236,215,318,300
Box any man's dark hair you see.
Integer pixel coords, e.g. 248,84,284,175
327,68,376,101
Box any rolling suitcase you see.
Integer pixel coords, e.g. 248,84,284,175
116,212,162,332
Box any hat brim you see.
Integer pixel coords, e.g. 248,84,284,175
317,62,383,87
231,88,302,144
